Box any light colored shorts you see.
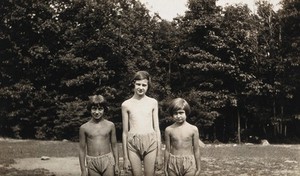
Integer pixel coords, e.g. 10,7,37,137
168,153,196,176
86,152,115,174
127,132,157,159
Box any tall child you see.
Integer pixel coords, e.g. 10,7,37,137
164,98,201,176
79,95,119,176
122,71,163,176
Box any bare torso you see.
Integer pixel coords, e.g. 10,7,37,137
167,122,197,155
123,96,156,134
81,119,113,156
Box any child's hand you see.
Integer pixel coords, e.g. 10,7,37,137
123,158,131,173
155,157,163,170
164,168,169,176
115,165,120,175
81,170,88,176
195,169,201,176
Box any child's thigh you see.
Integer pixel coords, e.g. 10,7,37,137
185,170,196,176
128,150,143,175
103,165,115,176
167,169,178,176
88,169,101,176
143,150,157,176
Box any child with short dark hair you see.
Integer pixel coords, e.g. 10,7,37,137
79,95,119,176
164,98,201,176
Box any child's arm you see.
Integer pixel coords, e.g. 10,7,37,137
110,123,120,175
79,126,87,176
164,128,171,176
193,127,201,176
153,100,163,169
121,103,130,172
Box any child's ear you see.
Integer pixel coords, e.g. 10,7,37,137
130,80,135,88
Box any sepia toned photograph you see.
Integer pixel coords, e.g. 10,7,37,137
1,0,299,175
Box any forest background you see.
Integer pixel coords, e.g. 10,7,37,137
0,0,299,144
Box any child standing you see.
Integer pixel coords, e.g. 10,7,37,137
79,95,119,176
122,71,163,176
164,98,201,176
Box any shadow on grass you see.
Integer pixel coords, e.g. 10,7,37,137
0,167,55,176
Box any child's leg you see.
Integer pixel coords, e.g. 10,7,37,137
185,170,197,176
128,150,143,176
167,170,178,176
88,168,101,176
184,165,197,176
143,149,157,176
103,164,115,176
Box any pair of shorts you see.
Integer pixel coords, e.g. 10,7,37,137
127,132,157,159
168,153,196,176
86,152,115,174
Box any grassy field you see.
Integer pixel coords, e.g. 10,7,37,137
0,138,299,176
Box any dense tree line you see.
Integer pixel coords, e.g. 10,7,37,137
0,0,299,143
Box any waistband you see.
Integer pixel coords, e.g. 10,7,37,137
86,152,113,159
169,153,195,159
128,131,156,136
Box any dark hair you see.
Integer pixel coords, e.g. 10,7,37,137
87,95,108,111
168,98,191,116
131,71,152,89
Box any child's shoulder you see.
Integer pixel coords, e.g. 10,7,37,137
79,120,91,130
144,96,158,106
165,123,177,131
103,119,115,127
185,122,199,131
146,96,157,102
122,97,133,106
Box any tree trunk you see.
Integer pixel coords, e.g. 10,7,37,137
233,86,241,144
168,57,171,83
272,97,277,136
237,108,241,144
284,125,287,137
281,106,284,136
273,98,276,118
213,125,216,141
279,121,282,135
223,119,226,142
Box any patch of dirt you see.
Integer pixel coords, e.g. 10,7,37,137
11,157,80,176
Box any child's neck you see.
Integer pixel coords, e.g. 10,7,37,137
175,121,187,126
91,117,104,123
133,94,146,100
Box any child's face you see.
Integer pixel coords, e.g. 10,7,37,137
91,105,104,120
172,109,187,124
134,79,149,96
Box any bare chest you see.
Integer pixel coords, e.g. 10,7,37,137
170,130,194,145
86,125,111,139
129,105,152,116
